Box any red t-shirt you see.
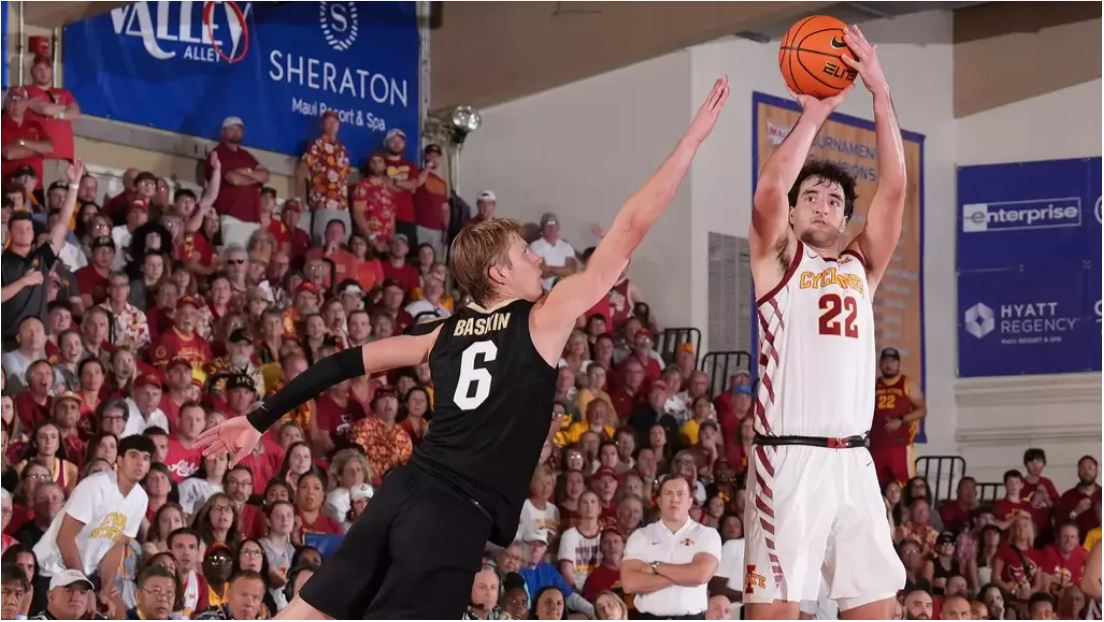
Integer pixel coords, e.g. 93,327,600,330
381,261,420,295
609,388,640,424
586,296,612,333
208,143,262,223
384,156,418,223
74,267,109,305
1058,486,1103,537
298,510,343,536
1043,545,1087,595
151,327,212,369
1022,476,1061,507
237,437,284,492
996,543,1044,586
239,504,267,540
1,115,47,187
314,394,367,446
14,392,51,431
305,247,358,289
267,220,290,247
177,232,216,268
582,565,624,603
413,170,448,230
163,438,202,483
352,259,385,293
24,85,76,160
159,395,186,433
105,191,136,224
939,501,974,535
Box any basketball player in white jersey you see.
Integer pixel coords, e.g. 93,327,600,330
743,26,907,619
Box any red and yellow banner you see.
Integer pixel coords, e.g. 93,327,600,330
752,92,926,398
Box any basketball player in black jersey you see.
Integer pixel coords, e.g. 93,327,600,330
195,77,729,619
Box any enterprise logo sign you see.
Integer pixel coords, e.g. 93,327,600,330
962,198,1081,233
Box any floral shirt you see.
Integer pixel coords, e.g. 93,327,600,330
99,302,151,350
302,134,350,211
351,417,413,485
350,178,396,242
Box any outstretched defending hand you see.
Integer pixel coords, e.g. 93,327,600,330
685,75,730,145
195,414,263,467
841,25,889,96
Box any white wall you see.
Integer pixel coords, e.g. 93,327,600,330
456,52,694,325
951,78,1103,490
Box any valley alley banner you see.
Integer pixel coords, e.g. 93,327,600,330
63,1,419,160
751,92,926,435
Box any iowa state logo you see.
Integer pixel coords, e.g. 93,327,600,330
744,565,766,593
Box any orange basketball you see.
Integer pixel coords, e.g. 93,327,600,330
778,15,857,98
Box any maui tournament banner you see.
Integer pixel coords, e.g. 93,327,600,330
63,1,419,160
957,158,1102,377
751,92,926,437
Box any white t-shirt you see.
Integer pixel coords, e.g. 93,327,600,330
121,400,170,437
558,525,602,590
624,517,722,616
58,241,88,272
404,299,451,319
177,479,222,517
111,225,133,271
34,470,148,577
324,488,351,526
515,498,560,541
529,237,576,291
714,538,745,594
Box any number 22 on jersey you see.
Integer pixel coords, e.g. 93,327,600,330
818,293,859,338
454,341,498,410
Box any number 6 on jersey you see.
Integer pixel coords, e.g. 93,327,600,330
454,341,498,410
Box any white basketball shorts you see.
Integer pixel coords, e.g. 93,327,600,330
742,443,905,610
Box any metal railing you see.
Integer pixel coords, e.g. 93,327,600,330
914,456,967,506
656,327,702,367
700,351,753,398
977,482,1005,504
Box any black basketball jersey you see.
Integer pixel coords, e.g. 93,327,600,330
407,299,556,545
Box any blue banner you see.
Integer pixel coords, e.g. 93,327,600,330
957,157,1102,376
63,1,419,161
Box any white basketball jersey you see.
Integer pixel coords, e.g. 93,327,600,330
754,240,875,437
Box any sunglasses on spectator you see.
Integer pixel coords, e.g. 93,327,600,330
227,258,246,265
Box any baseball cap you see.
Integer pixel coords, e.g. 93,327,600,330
881,347,901,360
221,116,244,129
31,54,50,68
384,128,406,141
540,212,559,227
134,372,163,390
4,87,28,109
54,390,82,406
11,164,35,179
424,143,443,155
589,466,618,485
734,384,753,396
226,374,255,393
295,281,320,298
167,356,192,372
477,190,496,202
350,483,375,503
228,328,252,344
175,295,200,310
341,282,364,297
390,233,409,245
522,528,549,545
678,342,695,354
91,236,115,251
49,569,94,591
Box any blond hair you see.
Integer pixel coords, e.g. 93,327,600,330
449,218,522,305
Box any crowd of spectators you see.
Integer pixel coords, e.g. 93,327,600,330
1,55,1101,621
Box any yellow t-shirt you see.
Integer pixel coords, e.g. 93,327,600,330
575,389,613,419
1084,526,1101,552
563,421,614,445
680,419,701,447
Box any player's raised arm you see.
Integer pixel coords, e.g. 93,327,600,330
196,327,441,465
842,25,906,292
532,76,729,335
751,83,852,266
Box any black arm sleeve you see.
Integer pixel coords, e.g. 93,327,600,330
246,345,366,432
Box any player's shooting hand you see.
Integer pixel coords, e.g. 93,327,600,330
787,82,854,124
195,414,263,468
840,25,889,96
685,75,730,145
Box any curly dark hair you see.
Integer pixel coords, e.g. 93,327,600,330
787,160,859,218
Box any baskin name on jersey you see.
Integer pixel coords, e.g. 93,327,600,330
962,198,1081,233
453,312,511,337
